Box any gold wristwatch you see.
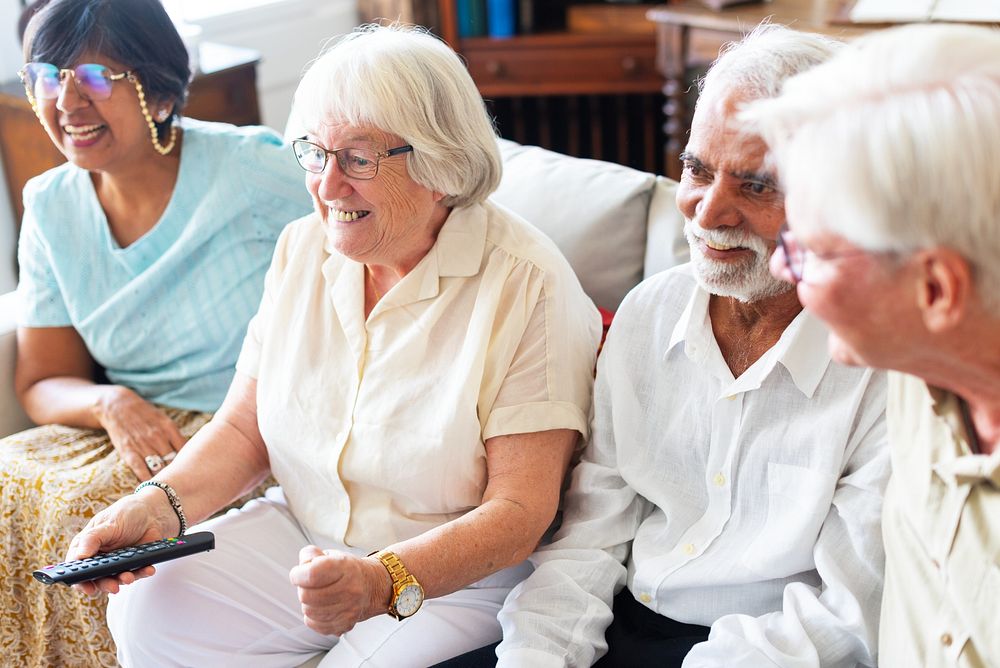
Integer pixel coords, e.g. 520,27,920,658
375,551,424,620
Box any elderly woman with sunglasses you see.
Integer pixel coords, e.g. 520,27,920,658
65,23,601,668
0,0,311,664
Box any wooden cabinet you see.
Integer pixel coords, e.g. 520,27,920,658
0,43,261,224
435,1,666,173
462,32,659,97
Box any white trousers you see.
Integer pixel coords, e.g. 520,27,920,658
107,488,529,668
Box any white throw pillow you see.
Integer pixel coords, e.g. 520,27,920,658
644,176,690,280
491,139,655,311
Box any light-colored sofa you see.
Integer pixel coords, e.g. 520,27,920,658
0,140,688,666
0,291,31,436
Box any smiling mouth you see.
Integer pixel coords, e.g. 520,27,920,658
63,124,106,142
704,240,747,252
333,208,371,222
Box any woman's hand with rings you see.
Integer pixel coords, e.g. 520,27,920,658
94,386,187,481
144,451,177,473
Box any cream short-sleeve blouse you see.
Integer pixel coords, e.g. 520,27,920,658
237,201,601,550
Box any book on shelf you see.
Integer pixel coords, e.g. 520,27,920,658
519,0,534,33
457,0,487,37
850,0,1000,23
697,0,767,11
487,0,516,37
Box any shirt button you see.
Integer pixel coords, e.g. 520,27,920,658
338,499,349,512
639,593,652,604
683,543,695,555
713,473,726,487
726,394,737,401
941,633,953,647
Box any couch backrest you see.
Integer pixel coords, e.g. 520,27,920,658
0,291,32,437
491,139,687,312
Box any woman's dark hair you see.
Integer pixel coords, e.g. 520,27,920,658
26,0,191,135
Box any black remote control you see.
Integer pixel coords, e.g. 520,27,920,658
33,531,215,586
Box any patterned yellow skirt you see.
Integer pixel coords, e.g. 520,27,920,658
0,408,271,668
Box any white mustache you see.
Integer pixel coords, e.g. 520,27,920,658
685,219,770,255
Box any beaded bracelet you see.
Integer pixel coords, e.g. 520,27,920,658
134,480,187,537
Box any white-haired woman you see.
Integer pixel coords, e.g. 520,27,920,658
65,23,601,667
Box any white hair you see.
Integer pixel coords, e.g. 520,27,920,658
745,24,1000,314
294,24,502,208
699,21,843,100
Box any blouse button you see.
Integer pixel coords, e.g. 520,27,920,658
639,593,653,604
940,633,953,647
713,473,726,487
683,543,695,555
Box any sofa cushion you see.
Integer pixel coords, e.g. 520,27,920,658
644,176,690,280
492,139,656,311
0,291,32,437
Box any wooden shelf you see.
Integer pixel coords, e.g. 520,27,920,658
434,1,665,173
461,32,660,97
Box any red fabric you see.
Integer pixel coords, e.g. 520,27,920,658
597,307,615,358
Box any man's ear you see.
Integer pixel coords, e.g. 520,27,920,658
913,248,972,333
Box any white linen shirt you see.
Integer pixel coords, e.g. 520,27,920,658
497,265,889,668
236,201,601,551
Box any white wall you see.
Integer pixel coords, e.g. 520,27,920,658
0,0,24,297
191,0,358,132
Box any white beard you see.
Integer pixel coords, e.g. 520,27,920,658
684,218,792,303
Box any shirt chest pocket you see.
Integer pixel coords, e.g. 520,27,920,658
741,462,838,580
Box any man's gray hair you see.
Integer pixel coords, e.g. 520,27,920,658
294,24,501,208
699,21,843,100
746,23,1000,314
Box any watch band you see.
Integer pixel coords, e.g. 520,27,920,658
376,551,410,583
375,550,423,620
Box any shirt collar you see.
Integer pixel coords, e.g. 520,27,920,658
433,202,487,278
667,282,831,398
926,385,1000,487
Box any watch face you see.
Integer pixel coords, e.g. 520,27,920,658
395,583,424,617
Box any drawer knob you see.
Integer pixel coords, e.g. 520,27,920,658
485,60,506,78
621,57,638,74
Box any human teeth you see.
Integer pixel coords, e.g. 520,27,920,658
706,241,737,251
334,209,368,222
64,124,105,141
65,124,103,133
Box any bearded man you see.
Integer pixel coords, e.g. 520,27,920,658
485,23,891,668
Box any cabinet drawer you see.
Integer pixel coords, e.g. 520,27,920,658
462,35,661,97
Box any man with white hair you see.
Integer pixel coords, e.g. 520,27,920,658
480,23,890,668
751,23,1000,668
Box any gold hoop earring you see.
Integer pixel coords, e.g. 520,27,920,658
129,73,177,156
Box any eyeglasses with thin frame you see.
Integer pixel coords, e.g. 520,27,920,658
291,137,413,180
777,224,875,284
18,62,133,104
